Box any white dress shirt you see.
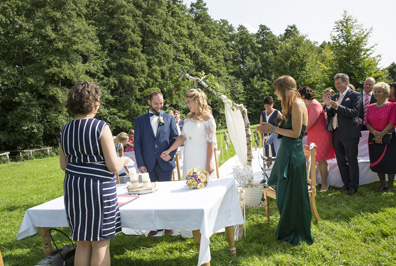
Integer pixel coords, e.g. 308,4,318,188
149,111,159,136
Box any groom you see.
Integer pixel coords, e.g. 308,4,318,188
134,91,179,182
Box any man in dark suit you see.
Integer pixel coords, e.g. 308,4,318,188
134,91,179,182
173,110,184,134
358,77,376,130
323,73,362,196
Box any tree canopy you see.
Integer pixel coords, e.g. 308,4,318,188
0,1,392,150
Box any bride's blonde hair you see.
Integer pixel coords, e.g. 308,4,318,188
185,89,212,122
273,76,301,123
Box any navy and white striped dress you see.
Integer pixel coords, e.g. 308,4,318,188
60,118,121,241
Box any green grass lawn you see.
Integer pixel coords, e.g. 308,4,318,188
1,127,396,265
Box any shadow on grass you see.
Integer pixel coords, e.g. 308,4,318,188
110,233,240,265
0,203,37,213
314,182,396,222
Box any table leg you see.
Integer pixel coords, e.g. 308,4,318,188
225,226,236,256
192,230,210,266
38,227,53,257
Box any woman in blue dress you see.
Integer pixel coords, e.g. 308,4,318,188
59,82,129,265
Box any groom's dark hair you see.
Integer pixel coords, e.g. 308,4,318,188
148,91,163,101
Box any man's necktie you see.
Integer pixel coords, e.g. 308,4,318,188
364,93,370,123
332,94,344,130
150,112,159,117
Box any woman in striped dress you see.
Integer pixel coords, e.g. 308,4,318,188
59,82,129,266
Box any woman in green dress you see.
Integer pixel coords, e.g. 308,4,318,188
257,76,314,246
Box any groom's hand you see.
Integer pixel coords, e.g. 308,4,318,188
139,166,147,173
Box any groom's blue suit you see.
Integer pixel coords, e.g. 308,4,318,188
134,111,179,182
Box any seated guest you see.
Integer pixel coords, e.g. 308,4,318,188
114,132,130,174
59,82,129,265
124,129,135,152
299,86,335,192
389,82,396,103
365,82,396,192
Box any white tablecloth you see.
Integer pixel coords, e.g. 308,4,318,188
17,178,244,266
315,130,379,187
219,131,379,188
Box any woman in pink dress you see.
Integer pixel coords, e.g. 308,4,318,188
298,86,335,192
365,82,396,192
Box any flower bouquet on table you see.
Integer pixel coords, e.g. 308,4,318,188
185,168,209,189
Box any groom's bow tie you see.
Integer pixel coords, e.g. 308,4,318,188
149,112,160,117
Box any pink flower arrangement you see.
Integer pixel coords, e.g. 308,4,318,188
186,168,209,189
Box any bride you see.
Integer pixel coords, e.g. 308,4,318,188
161,89,217,179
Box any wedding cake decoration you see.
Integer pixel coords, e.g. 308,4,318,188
141,173,151,188
186,168,209,189
129,168,139,188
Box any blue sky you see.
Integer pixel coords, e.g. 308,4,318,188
183,0,395,68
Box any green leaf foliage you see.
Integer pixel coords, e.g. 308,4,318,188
0,2,389,151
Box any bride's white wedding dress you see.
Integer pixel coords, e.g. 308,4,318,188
181,118,217,180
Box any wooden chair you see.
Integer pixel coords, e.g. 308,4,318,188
262,144,320,224
173,148,220,181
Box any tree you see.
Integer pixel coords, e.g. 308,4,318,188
0,0,104,150
255,25,278,81
329,11,387,89
273,33,323,90
387,62,396,81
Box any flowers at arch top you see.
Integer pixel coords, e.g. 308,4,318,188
186,168,209,189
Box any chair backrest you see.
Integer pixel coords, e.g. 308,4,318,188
174,152,182,181
214,148,220,179
303,144,317,187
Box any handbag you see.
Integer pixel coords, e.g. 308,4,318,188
36,228,75,266
369,132,392,145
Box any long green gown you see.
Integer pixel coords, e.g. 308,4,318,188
268,116,314,245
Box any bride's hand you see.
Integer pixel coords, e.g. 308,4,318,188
206,164,214,175
161,150,170,158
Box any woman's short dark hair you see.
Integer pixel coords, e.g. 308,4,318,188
298,86,315,100
263,96,274,105
66,82,101,115
390,81,396,90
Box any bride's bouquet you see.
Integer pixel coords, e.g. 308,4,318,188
185,168,209,189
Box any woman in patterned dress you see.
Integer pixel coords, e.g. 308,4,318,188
59,82,129,265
